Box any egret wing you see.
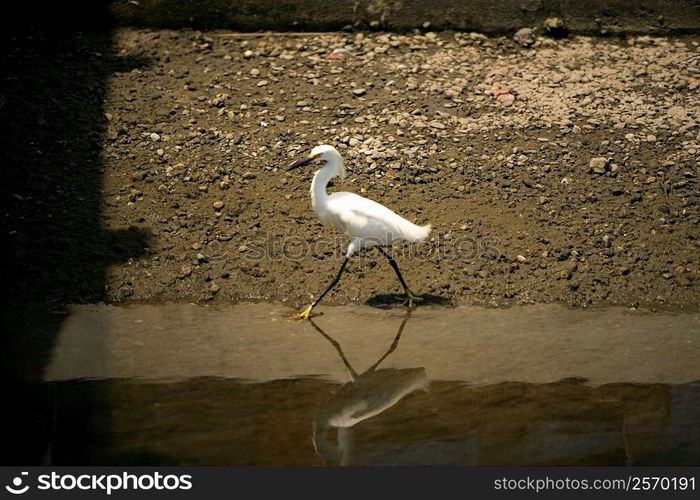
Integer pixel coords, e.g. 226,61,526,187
327,192,430,243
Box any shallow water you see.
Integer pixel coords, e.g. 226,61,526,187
3,302,700,465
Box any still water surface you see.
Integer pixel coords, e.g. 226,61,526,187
5,302,700,465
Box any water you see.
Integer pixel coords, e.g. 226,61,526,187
3,302,700,465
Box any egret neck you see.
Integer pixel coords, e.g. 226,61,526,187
310,151,344,216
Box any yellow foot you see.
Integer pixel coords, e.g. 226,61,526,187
290,304,320,320
401,289,424,308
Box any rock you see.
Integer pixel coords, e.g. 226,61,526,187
242,171,256,180
179,265,193,278
209,283,220,294
352,88,367,97
497,93,515,105
602,234,612,248
149,132,161,141
196,252,208,263
514,28,536,48
589,157,609,174
332,48,352,57
516,255,527,263
488,85,511,96
542,17,567,38
213,200,225,209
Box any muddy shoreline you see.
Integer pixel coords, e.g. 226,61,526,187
2,28,699,311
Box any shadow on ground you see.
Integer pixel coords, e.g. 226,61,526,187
0,2,151,464
365,292,451,309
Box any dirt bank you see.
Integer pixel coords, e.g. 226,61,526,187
3,29,700,310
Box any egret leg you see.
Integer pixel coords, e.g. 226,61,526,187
291,257,350,320
376,247,423,308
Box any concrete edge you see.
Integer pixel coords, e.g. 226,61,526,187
108,0,700,35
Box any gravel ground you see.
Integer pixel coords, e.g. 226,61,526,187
4,28,700,310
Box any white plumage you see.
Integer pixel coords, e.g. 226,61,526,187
307,145,431,257
287,144,430,319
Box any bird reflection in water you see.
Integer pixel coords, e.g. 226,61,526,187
309,312,428,465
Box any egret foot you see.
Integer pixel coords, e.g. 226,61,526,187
401,289,424,308
291,304,320,320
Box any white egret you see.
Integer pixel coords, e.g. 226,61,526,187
287,144,431,320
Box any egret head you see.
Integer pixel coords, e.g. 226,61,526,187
287,144,345,179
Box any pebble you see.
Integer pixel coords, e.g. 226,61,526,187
242,171,256,179
542,17,567,38
149,132,161,141
589,157,609,174
332,48,351,57
209,283,220,294
352,88,367,97
179,265,192,278
213,200,225,209
488,85,511,96
513,28,536,48
516,255,527,263
497,93,515,105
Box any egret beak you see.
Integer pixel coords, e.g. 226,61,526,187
287,154,318,171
